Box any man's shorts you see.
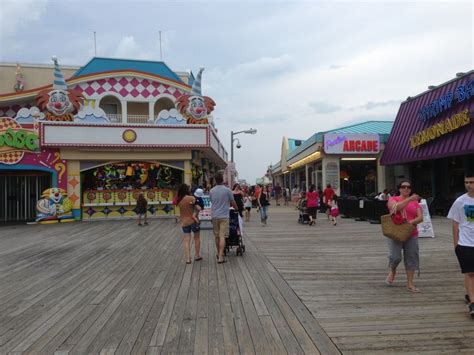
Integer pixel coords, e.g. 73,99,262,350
182,222,200,234
455,245,474,273
212,218,229,239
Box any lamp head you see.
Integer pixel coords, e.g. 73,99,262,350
236,142,242,149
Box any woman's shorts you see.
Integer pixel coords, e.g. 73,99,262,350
455,245,474,273
245,207,251,211
307,207,317,219
182,222,200,234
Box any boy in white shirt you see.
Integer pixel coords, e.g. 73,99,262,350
447,171,474,318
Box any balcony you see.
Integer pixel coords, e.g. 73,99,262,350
106,114,150,124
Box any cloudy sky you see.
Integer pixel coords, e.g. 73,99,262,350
1,0,472,183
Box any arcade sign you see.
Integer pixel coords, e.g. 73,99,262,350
324,133,379,154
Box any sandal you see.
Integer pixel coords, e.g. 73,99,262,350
407,286,421,293
217,259,226,264
385,274,395,286
186,260,192,264
194,257,203,261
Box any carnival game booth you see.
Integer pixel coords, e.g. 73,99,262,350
0,57,228,223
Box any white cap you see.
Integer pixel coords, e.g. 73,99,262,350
194,188,204,198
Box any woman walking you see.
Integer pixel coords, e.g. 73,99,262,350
232,183,245,217
243,192,252,222
385,180,423,292
176,184,202,264
258,185,270,226
306,184,319,226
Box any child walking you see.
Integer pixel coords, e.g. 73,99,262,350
243,192,252,222
329,194,339,226
136,193,148,226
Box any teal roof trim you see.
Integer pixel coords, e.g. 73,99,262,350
287,138,305,153
285,121,394,162
72,57,185,84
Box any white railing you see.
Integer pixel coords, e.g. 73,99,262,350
107,114,122,123
127,115,150,124
105,114,152,124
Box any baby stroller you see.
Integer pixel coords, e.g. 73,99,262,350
225,209,246,256
297,198,310,224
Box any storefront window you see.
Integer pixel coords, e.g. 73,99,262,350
339,160,377,197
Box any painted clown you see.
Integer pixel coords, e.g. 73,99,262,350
176,67,215,124
36,56,84,121
36,187,74,222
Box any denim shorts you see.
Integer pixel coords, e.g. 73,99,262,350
182,222,200,234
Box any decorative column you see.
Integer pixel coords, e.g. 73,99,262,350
67,160,81,220
184,160,192,185
148,101,154,122
121,100,127,123
305,164,309,191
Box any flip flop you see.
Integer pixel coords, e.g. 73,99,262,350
194,257,203,261
407,286,421,293
186,260,192,264
217,259,226,264
385,274,395,286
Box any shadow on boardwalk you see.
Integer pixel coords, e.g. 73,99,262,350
0,204,472,354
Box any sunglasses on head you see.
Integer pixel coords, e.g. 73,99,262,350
400,185,411,189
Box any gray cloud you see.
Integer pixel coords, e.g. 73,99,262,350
329,64,346,70
308,101,342,114
351,100,401,111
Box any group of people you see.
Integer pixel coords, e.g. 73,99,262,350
297,184,340,226
384,171,474,318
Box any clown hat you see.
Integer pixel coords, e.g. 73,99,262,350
52,55,67,90
191,67,204,96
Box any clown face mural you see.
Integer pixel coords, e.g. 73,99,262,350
36,187,74,223
36,56,84,122
176,68,215,124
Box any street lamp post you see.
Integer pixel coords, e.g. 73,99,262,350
230,128,257,162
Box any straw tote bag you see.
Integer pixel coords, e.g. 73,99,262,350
381,203,415,243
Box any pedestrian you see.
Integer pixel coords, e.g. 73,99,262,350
306,184,319,226
274,183,282,206
232,183,244,217
243,192,252,222
329,194,339,226
192,188,205,224
210,171,238,264
176,184,202,264
136,193,148,226
385,180,423,292
377,189,391,201
447,170,474,317
323,184,335,220
283,186,290,206
258,184,270,226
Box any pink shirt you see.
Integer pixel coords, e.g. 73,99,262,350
306,191,319,208
388,196,421,237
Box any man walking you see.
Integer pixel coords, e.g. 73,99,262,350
210,171,237,264
447,170,474,317
274,183,282,206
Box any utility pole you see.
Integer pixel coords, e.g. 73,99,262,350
93,31,97,56
159,30,163,60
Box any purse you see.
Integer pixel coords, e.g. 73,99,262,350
381,203,415,242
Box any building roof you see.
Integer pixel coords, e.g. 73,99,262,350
72,57,185,84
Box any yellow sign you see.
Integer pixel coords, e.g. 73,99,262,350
410,109,471,149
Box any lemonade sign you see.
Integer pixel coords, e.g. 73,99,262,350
0,117,39,165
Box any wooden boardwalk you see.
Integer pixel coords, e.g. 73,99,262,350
0,204,472,354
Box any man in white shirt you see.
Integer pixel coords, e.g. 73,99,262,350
447,171,474,318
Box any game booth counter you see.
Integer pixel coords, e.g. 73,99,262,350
0,57,228,223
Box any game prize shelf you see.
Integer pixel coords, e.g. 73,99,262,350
82,189,177,220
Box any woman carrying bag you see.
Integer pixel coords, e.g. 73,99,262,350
385,180,423,292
